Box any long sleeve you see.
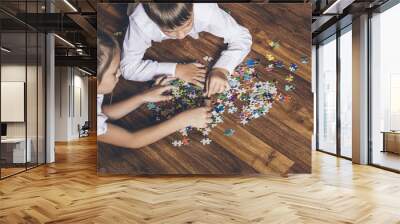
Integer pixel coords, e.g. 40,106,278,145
120,19,177,81
202,4,252,74
97,94,108,136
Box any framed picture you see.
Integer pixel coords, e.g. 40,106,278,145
97,3,312,175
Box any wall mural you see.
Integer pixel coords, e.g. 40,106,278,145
97,3,312,175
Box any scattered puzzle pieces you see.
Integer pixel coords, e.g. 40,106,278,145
147,40,299,147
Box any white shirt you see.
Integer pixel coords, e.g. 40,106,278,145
121,3,252,81
97,94,108,136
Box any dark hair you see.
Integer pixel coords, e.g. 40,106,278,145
97,30,120,82
142,3,193,30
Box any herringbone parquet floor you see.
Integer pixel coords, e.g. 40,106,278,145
1,136,400,224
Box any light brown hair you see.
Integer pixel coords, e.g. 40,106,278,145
97,30,120,82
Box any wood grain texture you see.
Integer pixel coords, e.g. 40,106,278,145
1,137,400,223
97,3,313,175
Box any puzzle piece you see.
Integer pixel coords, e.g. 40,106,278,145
274,60,284,68
200,138,212,145
285,74,294,82
182,137,190,146
301,56,309,64
224,128,235,136
172,140,183,147
265,63,274,72
246,58,257,67
268,40,280,49
228,106,238,114
202,127,211,136
265,53,275,61
203,56,213,63
147,102,157,110
289,63,298,72
285,84,295,92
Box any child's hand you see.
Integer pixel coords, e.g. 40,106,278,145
205,68,230,97
142,85,173,103
175,63,206,88
178,107,213,128
142,76,176,103
153,75,176,86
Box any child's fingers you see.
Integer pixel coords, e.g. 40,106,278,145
157,85,173,93
192,80,204,89
196,68,206,74
206,118,213,123
154,76,166,85
225,83,231,90
209,81,217,97
218,83,225,93
160,76,176,85
193,76,205,82
216,83,222,94
204,75,211,97
209,83,215,96
192,62,205,68
206,81,213,97
161,95,173,101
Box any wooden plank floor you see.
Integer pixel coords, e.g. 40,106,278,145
98,3,313,175
1,136,400,223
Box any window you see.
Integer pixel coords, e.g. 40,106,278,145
339,27,352,158
316,25,353,159
0,1,47,179
317,35,337,154
370,3,400,171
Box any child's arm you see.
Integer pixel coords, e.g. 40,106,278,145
203,4,253,74
121,24,207,87
103,77,174,120
98,107,212,149
120,18,177,82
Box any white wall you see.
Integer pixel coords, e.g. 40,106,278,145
1,63,46,164
55,66,69,141
1,65,42,138
54,67,89,141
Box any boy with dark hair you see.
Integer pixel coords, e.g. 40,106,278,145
121,3,252,97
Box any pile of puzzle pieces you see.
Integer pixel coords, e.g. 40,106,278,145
146,40,308,147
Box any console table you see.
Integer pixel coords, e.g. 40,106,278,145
1,138,32,165
382,131,400,155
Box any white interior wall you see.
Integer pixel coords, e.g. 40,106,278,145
54,67,89,141
1,65,34,138
1,64,45,163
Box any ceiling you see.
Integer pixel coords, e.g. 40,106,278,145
0,0,392,73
